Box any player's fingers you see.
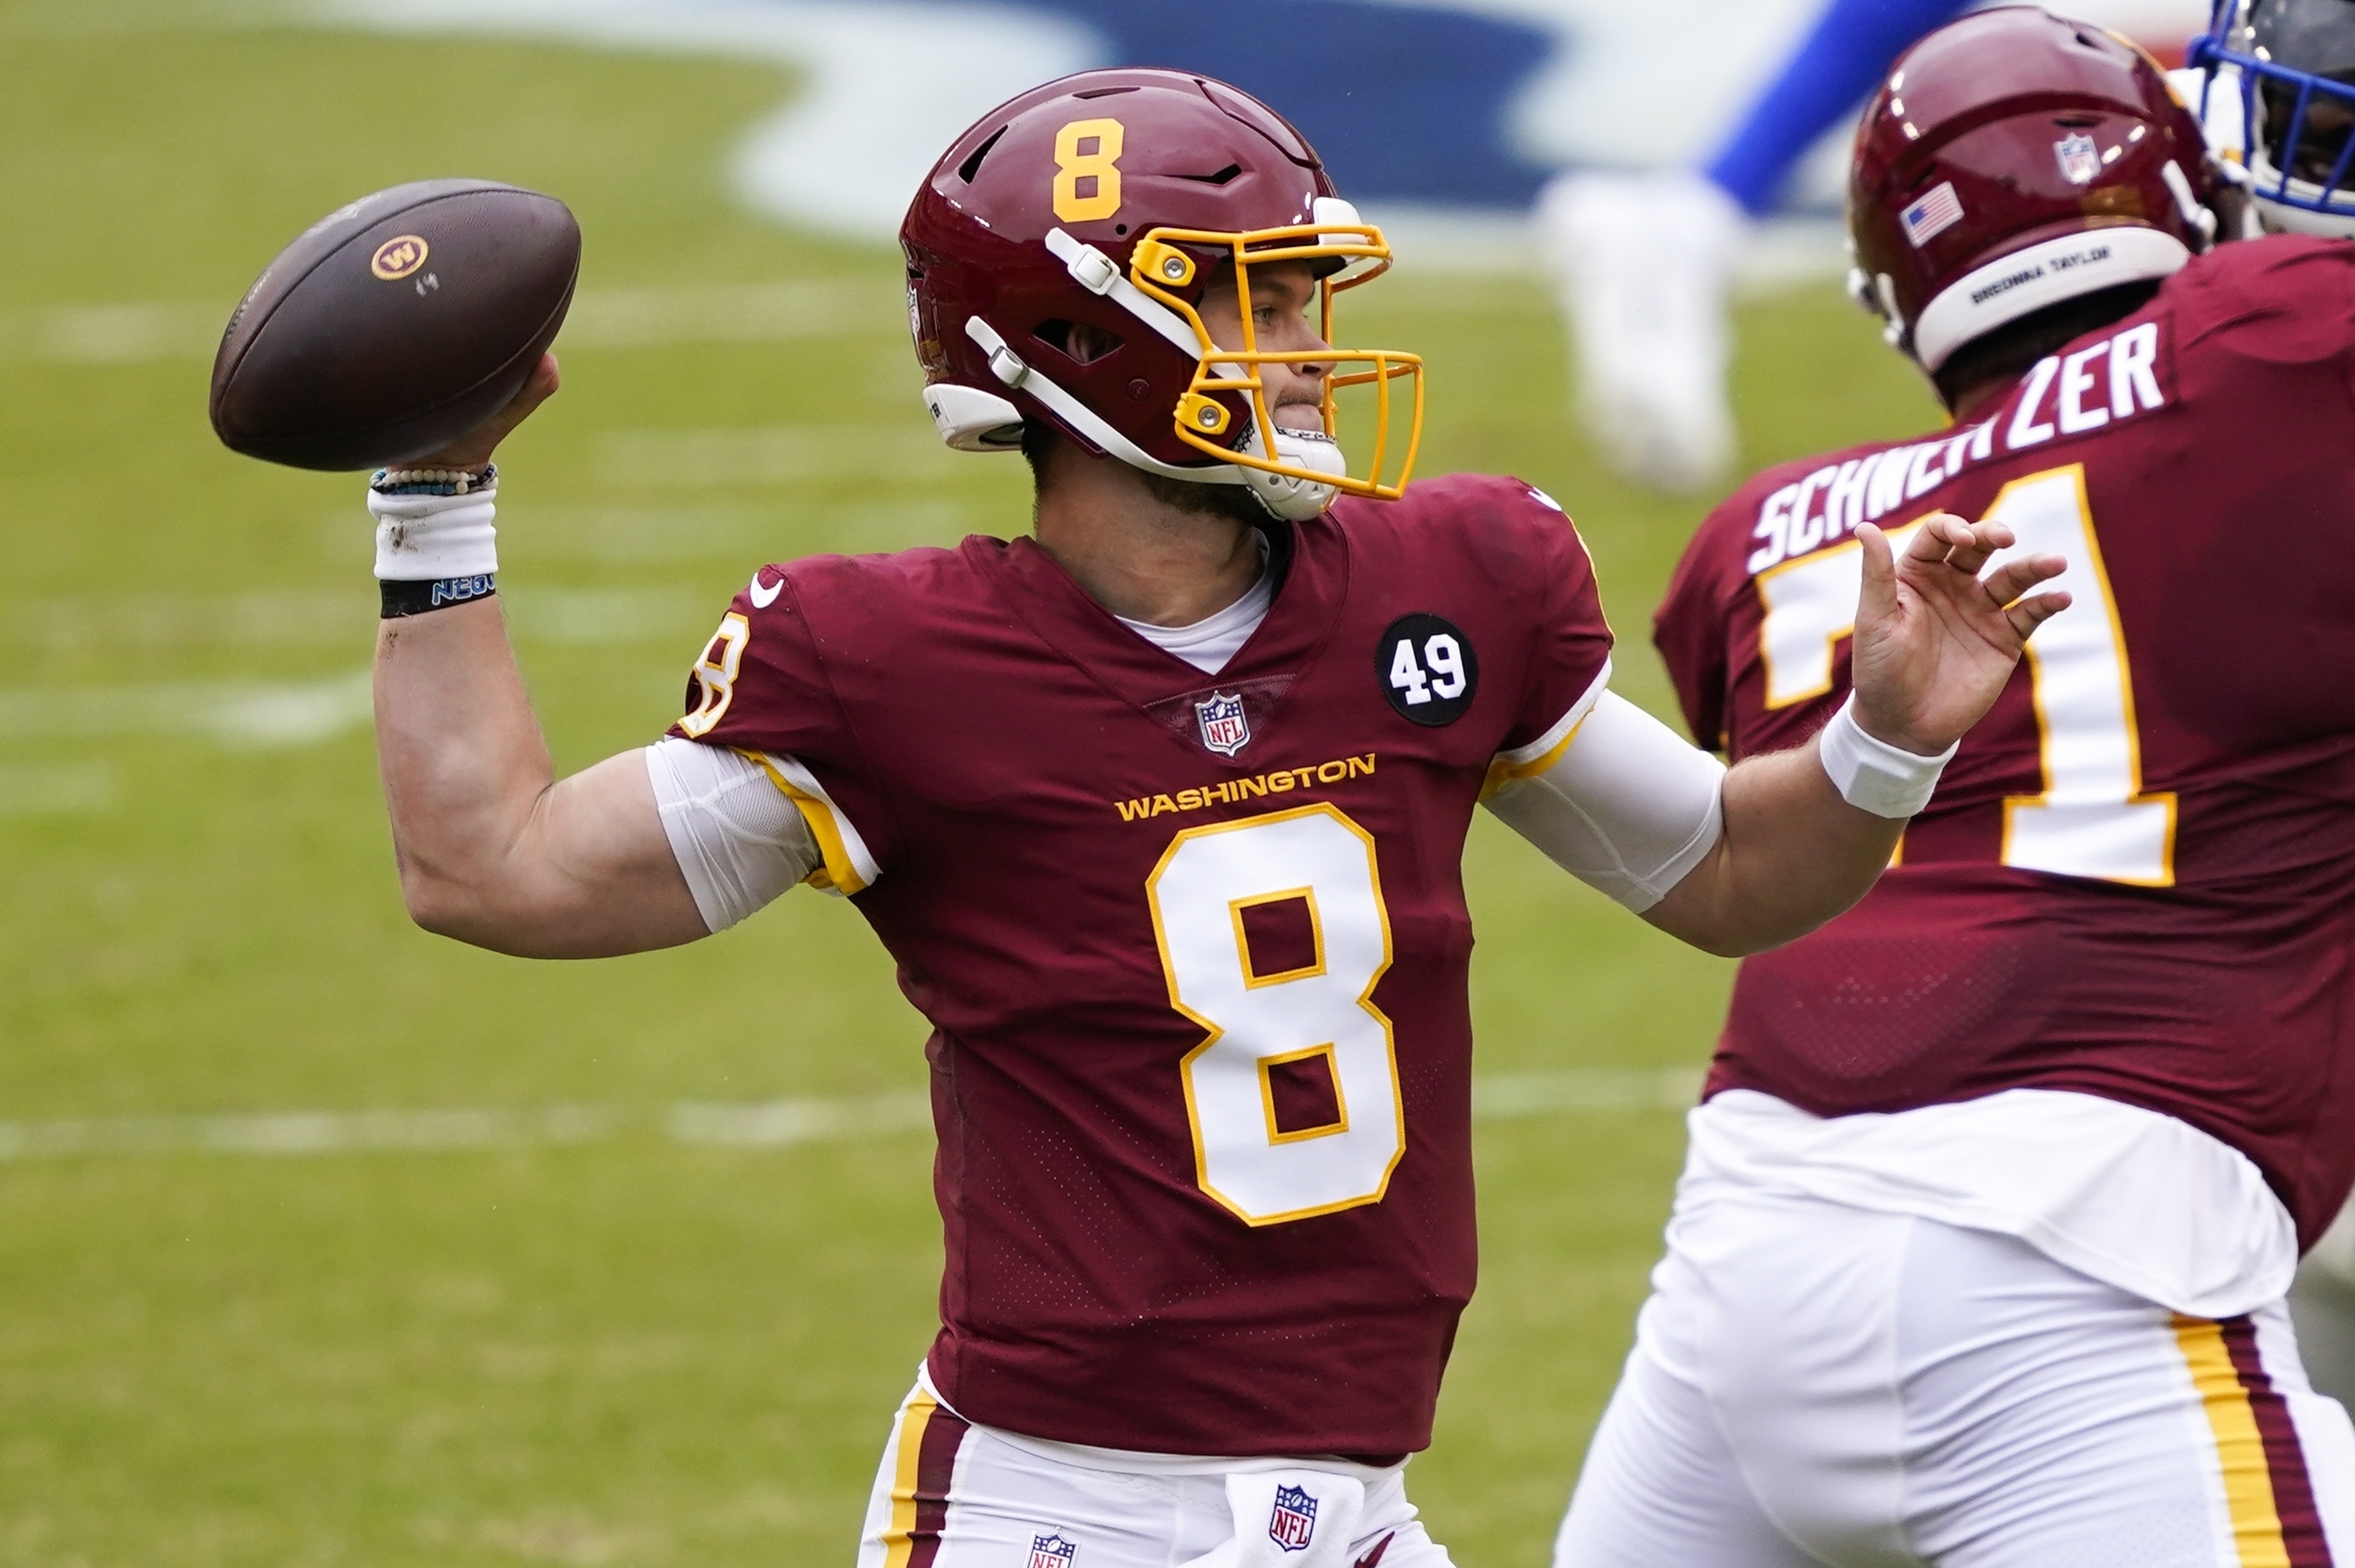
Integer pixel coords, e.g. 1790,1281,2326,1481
507,352,561,419
478,355,562,443
411,355,560,468
2006,589,2074,641
1938,518,2017,577
1857,522,1896,618
1905,514,1969,563
1981,552,2069,607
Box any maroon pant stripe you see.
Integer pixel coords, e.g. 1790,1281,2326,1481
2220,1315,2336,1568
905,1404,969,1568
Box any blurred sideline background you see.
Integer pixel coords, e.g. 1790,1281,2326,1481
0,1,2209,1565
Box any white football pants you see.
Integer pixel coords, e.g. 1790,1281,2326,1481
856,1376,1454,1568
1558,1188,2355,1567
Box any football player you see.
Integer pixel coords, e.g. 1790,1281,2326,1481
2197,0,2355,1421
1538,0,1975,492
1561,11,2355,1564
362,71,2061,1568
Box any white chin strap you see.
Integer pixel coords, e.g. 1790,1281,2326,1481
959,314,1343,521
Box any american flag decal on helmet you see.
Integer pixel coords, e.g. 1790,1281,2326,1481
1900,182,1965,247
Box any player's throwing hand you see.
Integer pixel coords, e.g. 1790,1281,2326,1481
1849,513,2069,758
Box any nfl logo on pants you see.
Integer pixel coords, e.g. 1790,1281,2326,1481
1268,1484,1319,1552
1028,1532,1078,1568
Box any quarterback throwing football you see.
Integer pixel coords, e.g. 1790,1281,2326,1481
363,71,2059,1567
1560,10,2355,1565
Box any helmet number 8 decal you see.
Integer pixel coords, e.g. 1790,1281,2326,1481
1052,117,1125,224
1147,804,1404,1226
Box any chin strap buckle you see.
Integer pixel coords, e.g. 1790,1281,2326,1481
965,317,1032,389
1049,230,1122,296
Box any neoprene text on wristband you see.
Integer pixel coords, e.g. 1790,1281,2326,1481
381,574,497,619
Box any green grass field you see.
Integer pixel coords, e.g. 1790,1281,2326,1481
0,7,1946,1563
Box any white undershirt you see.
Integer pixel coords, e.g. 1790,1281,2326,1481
1113,535,1276,676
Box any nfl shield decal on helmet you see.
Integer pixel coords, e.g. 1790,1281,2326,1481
1269,1483,1319,1552
1196,690,1251,757
1028,1532,1078,1568
2054,132,2102,186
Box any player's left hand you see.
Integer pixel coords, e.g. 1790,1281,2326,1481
1850,513,2070,756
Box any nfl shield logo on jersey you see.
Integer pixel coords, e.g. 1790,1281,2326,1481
1028,1532,1078,1568
1268,1483,1319,1552
1195,690,1251,756
2053,131,2101,186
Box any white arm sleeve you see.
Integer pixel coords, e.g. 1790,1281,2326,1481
643,738,820,934
1484,691,1726,912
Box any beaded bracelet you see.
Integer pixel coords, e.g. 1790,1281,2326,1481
370,463,496,497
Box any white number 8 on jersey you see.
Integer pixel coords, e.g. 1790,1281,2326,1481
1148,804,1404,1226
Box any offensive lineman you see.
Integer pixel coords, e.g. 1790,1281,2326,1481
363,72,2063,1567
1559,12,2355,1565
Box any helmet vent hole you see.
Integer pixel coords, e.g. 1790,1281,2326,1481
957,125,1008,185
1178,163,1245,186
1034,319,1126,367
1074,85,1139,100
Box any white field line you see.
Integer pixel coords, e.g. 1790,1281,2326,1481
596,424,960,488
0,762,119,816
0,1070,1698,1162
14,586,711,654
0,280,895,366
0,241,1847,372
0,668,373,748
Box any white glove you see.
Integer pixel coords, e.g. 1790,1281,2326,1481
1175,1470,1366,1568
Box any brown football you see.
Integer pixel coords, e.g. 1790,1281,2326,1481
209,179,580,471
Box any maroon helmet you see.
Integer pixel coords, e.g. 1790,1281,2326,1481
900,69,1422,520
1848,8,2218,375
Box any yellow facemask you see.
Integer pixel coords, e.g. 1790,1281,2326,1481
1128,218,1425,502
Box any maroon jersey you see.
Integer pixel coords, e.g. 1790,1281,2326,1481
1656,235,2355,1247
673,474,1610,1456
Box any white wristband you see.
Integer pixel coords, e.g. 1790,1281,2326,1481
369,485,498,580
1816,695,1954,818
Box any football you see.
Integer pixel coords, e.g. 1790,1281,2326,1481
208,178,580,471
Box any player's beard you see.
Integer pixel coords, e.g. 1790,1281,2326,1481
1137,466,1275,528
1136,401,1327,526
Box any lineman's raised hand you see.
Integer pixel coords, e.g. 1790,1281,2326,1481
1849,513,2070,756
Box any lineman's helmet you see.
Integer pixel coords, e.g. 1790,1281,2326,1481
1849,8,2217,374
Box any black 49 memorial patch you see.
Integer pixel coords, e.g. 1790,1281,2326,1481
1377,613,1478,726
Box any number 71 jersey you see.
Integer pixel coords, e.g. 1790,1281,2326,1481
1653,235,2355,1249
672,474,1612,1459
